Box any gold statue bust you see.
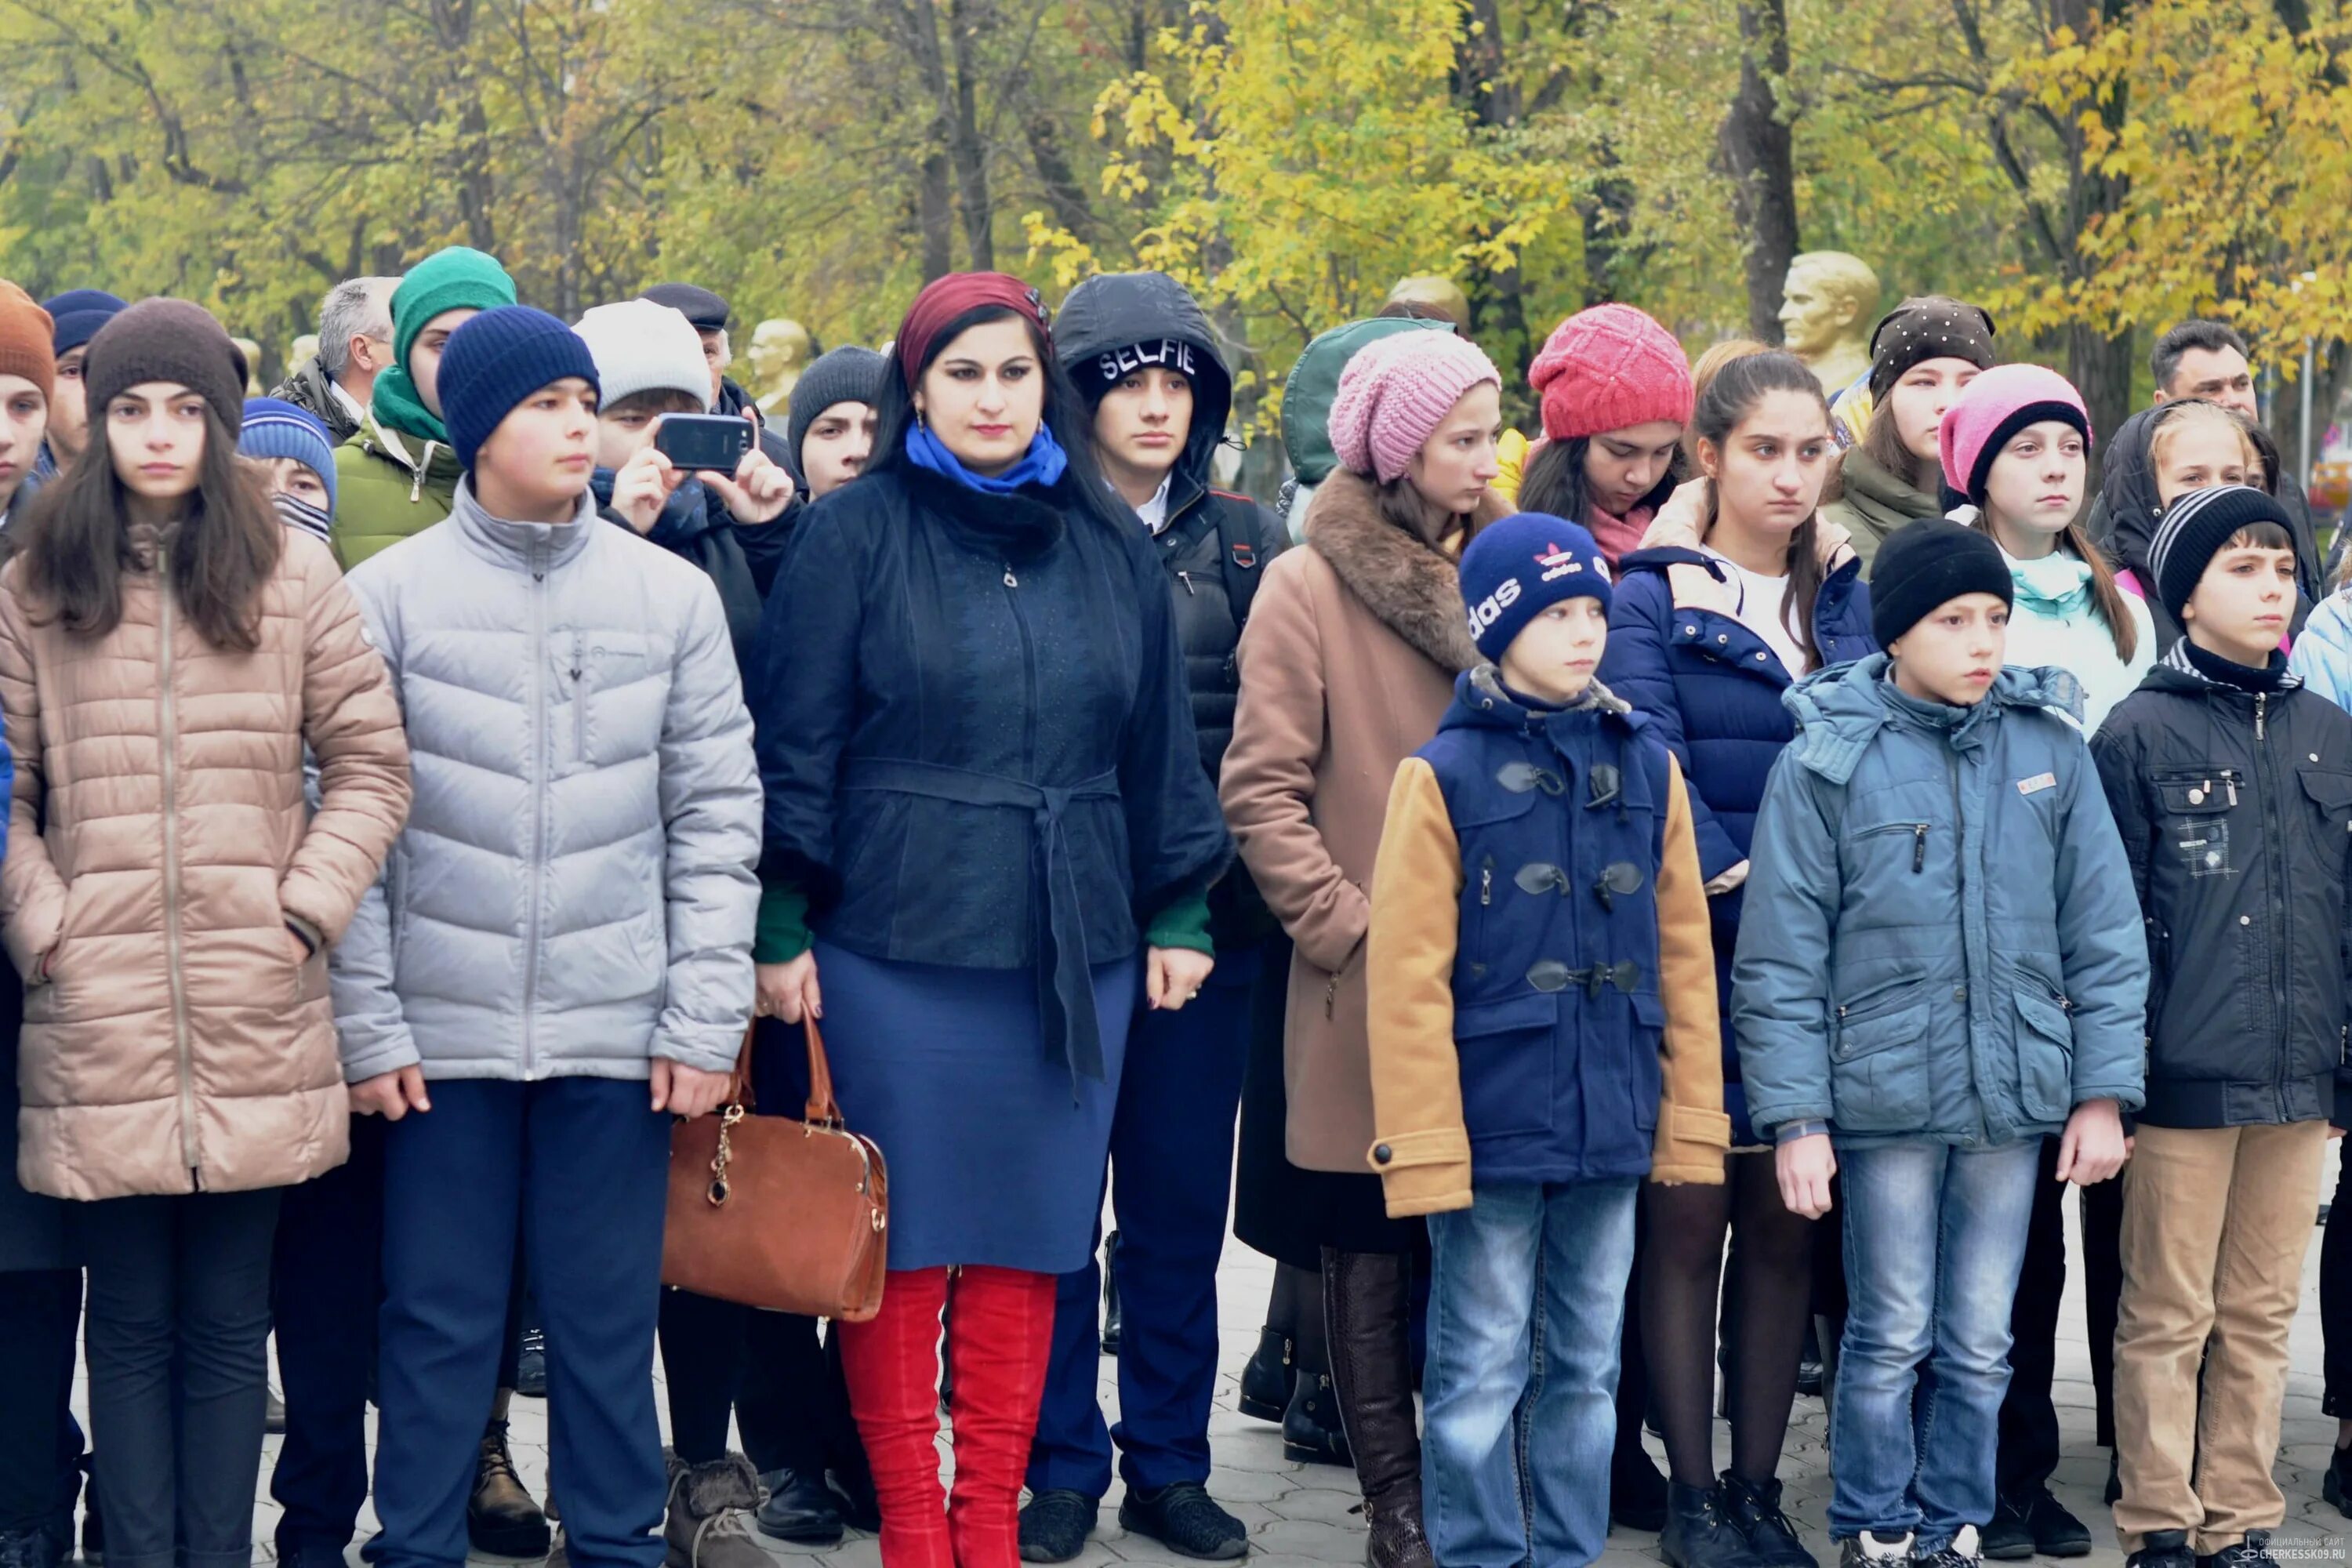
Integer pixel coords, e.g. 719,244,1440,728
289,333,321,375
230,337,267,397
1777,253,1881,394
747,318,813,420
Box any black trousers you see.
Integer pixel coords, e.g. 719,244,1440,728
657,1288,865,1478
270,1117,386,1558
1995,1137,2125,1495
82,1187,282,1568
0,1267,85,1536
2321,1152,2352,1418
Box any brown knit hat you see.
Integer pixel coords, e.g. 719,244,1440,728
82,298,248,432
0,283,54,402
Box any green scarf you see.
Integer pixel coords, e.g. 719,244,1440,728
369,245,516,445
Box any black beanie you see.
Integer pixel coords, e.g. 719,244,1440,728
2148,483,2296,625
784,346,888,485
1869,519,2015,648
82,298,249,434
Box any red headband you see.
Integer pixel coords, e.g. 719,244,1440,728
895,271,1052,381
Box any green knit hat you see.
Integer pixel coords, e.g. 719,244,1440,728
370,246,517,445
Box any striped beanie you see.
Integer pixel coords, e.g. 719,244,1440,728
2148,484,2295,623
240,397,339,512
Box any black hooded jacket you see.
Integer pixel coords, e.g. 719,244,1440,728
2089,404,2321,648
1055,271,1289,942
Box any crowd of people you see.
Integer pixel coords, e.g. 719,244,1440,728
0,247,2344,1568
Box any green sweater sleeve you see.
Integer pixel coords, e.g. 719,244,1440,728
1145,891,1214,956
753,882,811,964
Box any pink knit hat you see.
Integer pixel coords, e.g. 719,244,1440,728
1527,303,1694,441
1327,330,1501,483
1937,361,2091,505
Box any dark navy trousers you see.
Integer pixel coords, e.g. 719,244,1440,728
1025,942,1263,1498
373,1077,670,1568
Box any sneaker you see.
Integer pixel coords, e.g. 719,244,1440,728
1720,1472,1816,1568
1838,1532,1914,1568
1118,1482,1248,1561
753,1468,843,1547
2325,1446,2352,1518
1917,1525,1984,1568
1981,1496,2034,1562
1018,1490,1097,1564
2124,1529,2195,1568
514,1330,548,1399
2203,1531,2280,1568
2023,1490,2091,1557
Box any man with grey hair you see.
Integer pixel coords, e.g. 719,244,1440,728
270,276,399,444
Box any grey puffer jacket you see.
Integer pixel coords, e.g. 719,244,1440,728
330,481,761,1083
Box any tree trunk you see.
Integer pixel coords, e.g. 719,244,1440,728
1455,0,1534,376
1718,0,1800,343
898,0,960,281
2053,0,2140,448
946,0,995,271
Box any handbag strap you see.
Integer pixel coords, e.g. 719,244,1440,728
727,1023,758,1112
804,1017,844,1126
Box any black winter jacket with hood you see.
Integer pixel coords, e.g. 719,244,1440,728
2090,404,2321,648
2091,645,2352,1130
1055,271,1290,943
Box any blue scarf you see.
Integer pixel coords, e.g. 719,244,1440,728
905,419,1069,495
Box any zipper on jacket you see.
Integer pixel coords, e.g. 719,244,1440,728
1479,857,1494,906
2252,691,2291,1118
409,440,440,503
1176,571,1196,597
1003,564,1040,784
156,545,201,1178
1913,824,1928,873
522,541,550,1078
571,632,586,763
1325,974,1338,1020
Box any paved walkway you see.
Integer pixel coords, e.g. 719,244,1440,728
230,1174,2351,1568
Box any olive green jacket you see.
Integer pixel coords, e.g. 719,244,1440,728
331,410,463,570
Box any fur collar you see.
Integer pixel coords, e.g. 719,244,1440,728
1304,470,1502,673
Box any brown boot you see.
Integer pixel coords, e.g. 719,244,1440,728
467,1389,553,1559
1321,1248,1432,1568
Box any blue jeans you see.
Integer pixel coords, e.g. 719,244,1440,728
1424,1180,1638,1568
1831,1138,2041,1551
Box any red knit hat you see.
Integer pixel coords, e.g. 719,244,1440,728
1528,303,1693,441
0,282,54,403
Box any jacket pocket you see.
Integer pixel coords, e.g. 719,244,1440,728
1846,819,1933,876
2012,985,2075,1123
1628,990,1665,1134
1454,993,1557,1140
1829,986,1932,1133
2154,770,2239,880
2298,768,2352,860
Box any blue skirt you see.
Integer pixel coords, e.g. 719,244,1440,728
811,941,1139,1274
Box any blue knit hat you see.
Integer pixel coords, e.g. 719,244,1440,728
437,307,601,472
240,397,339,512
41,289,128,355
1459,512,1613,662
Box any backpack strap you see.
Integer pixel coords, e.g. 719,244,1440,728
1211,495,1269,637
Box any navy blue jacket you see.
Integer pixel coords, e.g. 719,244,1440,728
1596,545,1876,1142
753,463,1233,1081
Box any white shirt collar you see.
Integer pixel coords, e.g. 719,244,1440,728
1136,473,1175,535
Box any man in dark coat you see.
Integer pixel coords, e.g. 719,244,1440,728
270,276,400,445
1018,270,1288,1565
640,281,793,470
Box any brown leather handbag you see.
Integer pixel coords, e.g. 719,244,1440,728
660,1018,888,1319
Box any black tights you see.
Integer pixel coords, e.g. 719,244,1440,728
657,1287,864,1478
1266,1261,1330,1377
1642,1152,1816,1487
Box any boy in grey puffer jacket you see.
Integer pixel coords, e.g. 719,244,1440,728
332,307,761,1568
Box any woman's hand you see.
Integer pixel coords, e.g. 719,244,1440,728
1147,947,1217,1011
1775,1132,1837,1219
2056,1098,2128,1185
756,952,822,1024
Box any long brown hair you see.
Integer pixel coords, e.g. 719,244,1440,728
15,403,284,651
1859,379,1932,495
1966,437,2137,665
1692,350,1835,670
1375,473,1486,553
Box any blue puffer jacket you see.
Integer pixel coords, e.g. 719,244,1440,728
1596,542,1876,1142
1730,656,2148,1149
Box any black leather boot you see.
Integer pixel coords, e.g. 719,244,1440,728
1661,1479,1764,1568
1280,1370,1352,1465
1322,1248,1430,1568
1239,1326,1293,1422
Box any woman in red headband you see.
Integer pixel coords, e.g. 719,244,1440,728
746,273,1231,1568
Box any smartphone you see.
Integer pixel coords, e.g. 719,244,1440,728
654,414,754,473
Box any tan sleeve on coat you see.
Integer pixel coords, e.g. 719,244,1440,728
277,536,412,946
1364,757,1472,1216
0,573,67,981
1651,753,1731,1184
1218,555,1369,973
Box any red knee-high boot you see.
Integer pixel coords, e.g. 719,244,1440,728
942,1265,1057,1568
837,1266,954,1568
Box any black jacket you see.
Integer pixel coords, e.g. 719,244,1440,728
590,468,764,673
2090,651,2352,1129
2090,405,2321,648
753,463,1233,1075
1056,270,1289,943
269,355,362,445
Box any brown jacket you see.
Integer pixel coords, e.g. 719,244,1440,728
1365,739,1730,1217
0,528,412,1200
1220,470,1507,1173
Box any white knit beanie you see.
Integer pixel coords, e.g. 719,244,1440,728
572,299,711,412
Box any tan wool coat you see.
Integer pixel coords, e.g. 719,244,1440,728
1220,469,1508,1174
0,527,412,1200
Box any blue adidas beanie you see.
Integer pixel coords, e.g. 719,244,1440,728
437,306,601,472
41,289,128,355
239,397,339,512
1459,511,1613,662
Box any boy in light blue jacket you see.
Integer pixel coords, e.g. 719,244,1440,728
1731,520,2147,1568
